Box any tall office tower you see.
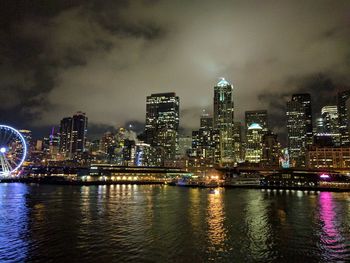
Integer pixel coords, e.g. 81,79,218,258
100,131,116,162
213,78,235,165
245,110,268,134
59,111,88,159
233,122,243,162
337,90,350,146
245,123,263,163
192,113,217,163
145,92,180,161
71,112,88,155
321,106,340,146
286,98,307,167
262,131,280,166
291,94,313,147
59,117,73,156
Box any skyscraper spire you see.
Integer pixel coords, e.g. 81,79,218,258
217,78,230,87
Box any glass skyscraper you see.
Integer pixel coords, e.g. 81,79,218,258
321,105,340,146
213,78,235,166
337,90,350,146
145,92,179,161
59,111,88,159
286,95,312,167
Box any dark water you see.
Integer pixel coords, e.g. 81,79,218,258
0,184,350,262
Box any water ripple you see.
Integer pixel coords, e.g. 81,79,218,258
0,184,349,262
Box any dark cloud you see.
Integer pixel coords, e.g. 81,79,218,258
0,0,349,141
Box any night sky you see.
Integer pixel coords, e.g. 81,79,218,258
0,1,349,140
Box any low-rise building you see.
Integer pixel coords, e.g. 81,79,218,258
307,147,350,169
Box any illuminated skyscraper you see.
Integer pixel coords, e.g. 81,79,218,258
292,94,313,146
262,131,280,166
321,105,340,146
99,131,117,162
245,123,263,163
191,113,217,163
337,90,350,146
233,121,243,162
213,78,235,165
59,117,72,157
286,97,308,167
145,92,179,161
71,112,88,155
59,111,88,159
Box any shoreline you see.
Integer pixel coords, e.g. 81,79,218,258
1,179,350,192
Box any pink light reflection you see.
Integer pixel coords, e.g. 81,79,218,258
319,192,345,258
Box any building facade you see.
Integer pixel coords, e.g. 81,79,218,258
307,147,350,169
59,111,88,160
245,123,263,163
213,78,235,165
321,105,340,146
233,121,243,162
286,99,307,167
261,131,280,166
337,90,350,146
292,94,313,147
145,92,180,161
191,113,218,164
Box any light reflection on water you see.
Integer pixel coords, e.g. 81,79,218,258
0,184,29,262
0,184,349,262
318,192,350,261
206,188,226,251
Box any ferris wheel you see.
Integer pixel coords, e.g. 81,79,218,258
0,125,27,177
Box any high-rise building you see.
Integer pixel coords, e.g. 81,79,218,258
191,113,217,163
262,131,280,166
145,92,179,161
134,142,157,166
337,90,350,146
59,111,88,159
321,105,340,146
245,110,268,134
286,99,307,167
71,112,88,155
292,94,313,146
213,78,235,165
245,123,263,163
99,131,116,162
233,122,243,162
59,117,73,156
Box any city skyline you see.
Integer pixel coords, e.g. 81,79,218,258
1,2,350,262
14,79,350,169
0,1,349,138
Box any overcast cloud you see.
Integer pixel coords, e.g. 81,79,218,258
0,0,349,139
